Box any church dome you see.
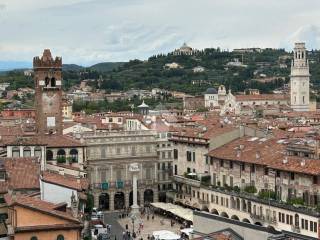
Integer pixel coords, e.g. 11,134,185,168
205,88,218,94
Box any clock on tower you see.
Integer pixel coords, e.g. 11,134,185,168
33,49,63,135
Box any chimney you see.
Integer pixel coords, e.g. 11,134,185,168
255,151,261,159
282,156,288,164
236,149,241,158
300,159,306,167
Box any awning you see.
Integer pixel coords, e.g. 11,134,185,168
150,202,193,222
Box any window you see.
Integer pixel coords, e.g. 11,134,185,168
276,171,280,178
230,176,233,187
57,235,64,240
57,149,66,163
0,172,5,181
146,146,151,153
264,168,268,175
186,151,192,161
210,157,213,165
220,160,224,167
241,163,245,171
168,151,172,159
12,147,20,157
313,176,318,184
192,152,196,162
290,172,295,180
305,220,308,230
31,237,38,240
70,149,78,163
250,164,255,173
23,147,31,157
46,150,53,161
162,152,166,159
173,149,178,159
34,147,42,158
229,161,233,169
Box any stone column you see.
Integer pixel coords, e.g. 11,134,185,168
154,188,159,202
125,191,130,208
129,163,140,216
19,146,23,157
94,192,100,208
109,191,114,211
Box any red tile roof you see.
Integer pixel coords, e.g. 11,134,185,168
0,157,40,193
5,194,80,223
41,171,88,191
208,136,320,175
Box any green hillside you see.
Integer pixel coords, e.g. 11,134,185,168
91,48,320,95
90,62,125,72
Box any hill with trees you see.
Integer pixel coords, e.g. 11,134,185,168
1,48,320,97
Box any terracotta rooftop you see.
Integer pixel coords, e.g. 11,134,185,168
1,135,84,148
5,194,80,223
208,136,320,175
0,157,40,193
41,171,88,191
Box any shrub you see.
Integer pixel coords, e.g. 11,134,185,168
287,197,304,206
244,186,257,194
258,190,276,200
57,156,66,164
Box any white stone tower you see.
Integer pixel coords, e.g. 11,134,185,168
290,42,310,112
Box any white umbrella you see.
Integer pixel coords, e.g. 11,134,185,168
187,173,197,176
153,230,180,240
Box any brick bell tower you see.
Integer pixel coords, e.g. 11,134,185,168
33,49,63,135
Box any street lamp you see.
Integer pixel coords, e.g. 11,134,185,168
130,214,136,236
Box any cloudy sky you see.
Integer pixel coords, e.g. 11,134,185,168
0,0,320,66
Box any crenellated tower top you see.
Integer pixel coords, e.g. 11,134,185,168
33,49,62,69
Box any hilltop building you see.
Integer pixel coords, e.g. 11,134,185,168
173,43,198,56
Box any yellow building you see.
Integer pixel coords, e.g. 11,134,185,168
5,194,82,240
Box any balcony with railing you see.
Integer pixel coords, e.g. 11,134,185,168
173,175,201,188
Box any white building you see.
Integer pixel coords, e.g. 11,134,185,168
204,88,219,109
193,66,205,73
40,171,87,211
290,42,310,112
164,62,182,69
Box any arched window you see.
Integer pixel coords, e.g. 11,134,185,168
51,78,56,87
34,147,42,158
57,235,64,240
45,77,50,86
46,150,53,161
12,147,20,157
23,147,31,157
70,149,78,163
31,237,38,240
57,149,66,163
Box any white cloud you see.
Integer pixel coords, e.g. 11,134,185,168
0,0,319,65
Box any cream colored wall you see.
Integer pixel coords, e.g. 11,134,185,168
15,229,80,240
